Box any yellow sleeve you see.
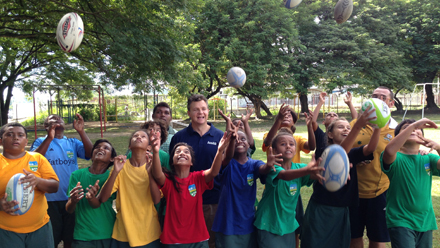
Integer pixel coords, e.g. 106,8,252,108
262,132,269,152
295,135,310,153
349,119,357,128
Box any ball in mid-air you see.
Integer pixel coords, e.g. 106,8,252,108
319,145,350,192
283,0,302,9
227,67,247,88
56,12,84,52
334,0,353,24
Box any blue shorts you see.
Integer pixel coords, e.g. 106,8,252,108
349,191,390,242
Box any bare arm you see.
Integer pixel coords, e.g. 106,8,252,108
66,182,83,213
277,156,324,181
20,169,59,193
241,108,255,148
312,93,326,131
416,135,440,169
150,131,166,187
85,180,101,209
93,155,126,208
259,147,282,174
205,132,232,183
32,125,57,155
303,112,316,151
74,113,93,158
148,166,161,205
264,104,289,147
344,91,357,120
363,127,380,156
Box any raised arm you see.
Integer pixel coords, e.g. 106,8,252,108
259,147,282,174
93,155,126,208
383,118,438,165
219,110,237,166
303,112,316,151
416,135,440,169
277,155,324,181
340,106,375,153
264,104,289,147
150,130,166,187
31,124,58,155
344,91,357,120
363,127,380,156
312,92,327,131
204,132,232,183
73,113,93,158
241,107,255,148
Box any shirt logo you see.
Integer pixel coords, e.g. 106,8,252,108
247,174,254,186
66,150,74,159
188,184,197,197
425,163,431,176
384,134,392,142
207,141,217,146
289,183,297,196
29,161,38,172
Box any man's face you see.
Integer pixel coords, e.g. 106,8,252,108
152,106,172,126
187,100,209,125
372,88,394,108
46,115,65,132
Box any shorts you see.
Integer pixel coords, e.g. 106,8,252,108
349,191,390,242
215,232,256,248
295,194,304,236
47,200,76,246
0,221,54,248
256,229,296,248
388,227,432,248
162,241,209,248
301,199,350,248
110,239,161,248
203,204,218,248
72,239,112,248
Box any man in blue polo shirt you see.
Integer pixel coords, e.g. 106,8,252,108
30,113,93,248
170,94,224,248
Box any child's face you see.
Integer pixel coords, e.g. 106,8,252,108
147,124,162,141
92,142,114,164
328,120,351,144
129,131,149,150
401,124,423,143
235,132,249,154
1,126,28,154
232,120,245,131
324,112,339,127
172,145,193,167
273,135,296,160
281,111,295,128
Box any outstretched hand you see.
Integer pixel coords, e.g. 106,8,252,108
307,154,325,183
276,104,290,123
69,182,84,203
113,155,127,173
356,105,376,127
417,134,440,153
267,147,283,172
344,91,352,105
241,107,253,123
304,111,313,127
413,118,438,130
73,113,85,132
319,92,327,104
86,180,100,200
218,131,233,152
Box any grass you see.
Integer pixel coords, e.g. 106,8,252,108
15,111,440,247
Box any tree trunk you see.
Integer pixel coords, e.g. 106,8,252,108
393,88,404,112
424,84,439,110
299,93,309,113
0,84,13,125
247,95,272,118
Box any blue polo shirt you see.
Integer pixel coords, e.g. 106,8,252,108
30,136,89,201
170,122,224,204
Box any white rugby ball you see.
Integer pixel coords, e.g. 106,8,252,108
283,0,302,9
227,67,247,88
319,145,350,192
361,98,391,128
334,0,353,24
56,12,84,52
6,173,34,215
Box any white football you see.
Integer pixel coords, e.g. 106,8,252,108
6,173,34,215
283,0,302,9
56,12,84,52
361,98,391,128
227,67,247,88
319,145,350,192
334,0,353,24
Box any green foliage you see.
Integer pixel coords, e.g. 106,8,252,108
21,113,46,127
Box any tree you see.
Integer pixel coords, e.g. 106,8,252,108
0,0,198,124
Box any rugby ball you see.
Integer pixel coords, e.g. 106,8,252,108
227,67,247,88
334,0,353,24
5,173,34,215
361,98,391,128
283,0,302,9
319,145,350,192
56,12,84,52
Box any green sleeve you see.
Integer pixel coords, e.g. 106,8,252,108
159,150,170,170
429,153,440,176
266,165,283,187
298,163,313,187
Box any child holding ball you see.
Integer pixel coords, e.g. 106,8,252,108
254,128,324,248
381,118,440,248
93,130,162,248
150,128,232,248
66,139,117,248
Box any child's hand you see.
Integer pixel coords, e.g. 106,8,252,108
114,155,127,172
306,154,325,182
267,147,283,172
20,169,39,193
344,91,352,105
0,193,19,216
149,130,161,154
73,113,85,132
319,92,327,104
417,134,440,153
304,111,313,127
86,180,100,200
356,105,376,127
47,123,59,140
276,103,290,123
69,182,84,203
218,109,236,135
241,107,253,123
412,118,438,130
218,132,232,152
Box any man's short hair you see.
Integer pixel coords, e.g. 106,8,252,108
0,123,28,138
153,102,172,118
187,94,208,111
43,114,63,128
376,86,394,100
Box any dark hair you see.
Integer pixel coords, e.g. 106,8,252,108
376,86,394,100
395,119,424,137
128,129,149,147
43,114,63,128
275,108,297,134
167,142,196,192
326,117,348,145
153,102,172,118
187,94,208,111
0,123,28,138
140,120,168,145
271,127,296,150
92,139,117,168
